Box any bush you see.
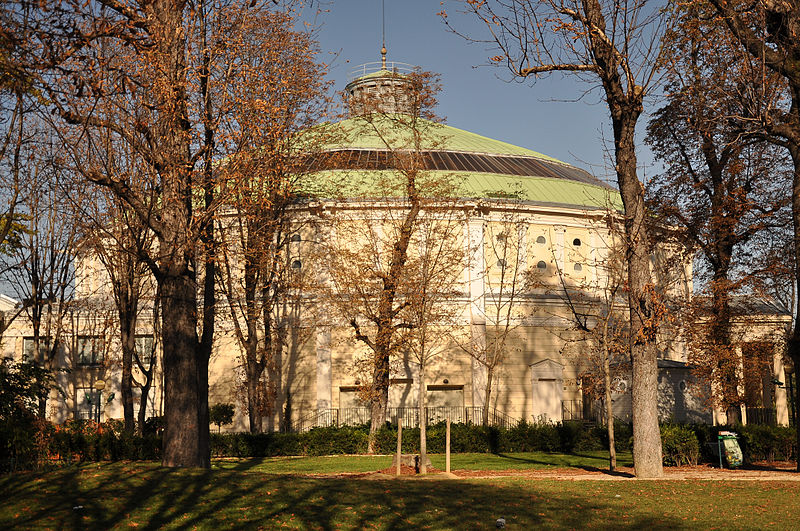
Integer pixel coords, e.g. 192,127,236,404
736,424,796,462
48,419,162,463
684,423,796,464
660,424,700,466
0,358,58,472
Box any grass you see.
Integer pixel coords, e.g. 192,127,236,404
2,459,799,529
210,450,633,474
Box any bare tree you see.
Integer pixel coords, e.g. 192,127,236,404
403,208,466,473
453,212,538,425
553,214,629,470
443,0,673,476
214,10,331,433
84,189,157,434
1,136,82,418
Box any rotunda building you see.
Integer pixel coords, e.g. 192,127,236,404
267,59,695,431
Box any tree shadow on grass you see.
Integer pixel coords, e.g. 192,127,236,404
1,463,697,530
739,462,798,472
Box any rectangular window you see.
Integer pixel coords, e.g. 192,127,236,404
135,335,155,366
77,337,105,366
76,388,101,420
22,337,52,362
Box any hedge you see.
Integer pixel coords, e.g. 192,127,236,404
3,417,795,471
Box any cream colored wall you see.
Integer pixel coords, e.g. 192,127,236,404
2,198,753,431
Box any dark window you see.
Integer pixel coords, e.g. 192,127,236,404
135,336,155,366
22,337,53,362
573,263,583,272
497,259,507,268
536,236,546,244
537,261,547,270
290,234,301,242
291,259,302,269
77,337,104,366
572,238,582,246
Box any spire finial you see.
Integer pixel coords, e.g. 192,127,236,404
381,0,387,69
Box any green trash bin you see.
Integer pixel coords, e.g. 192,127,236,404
716,431,743,468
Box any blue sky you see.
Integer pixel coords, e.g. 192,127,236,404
303,0,661,186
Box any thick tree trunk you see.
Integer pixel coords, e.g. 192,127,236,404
368,343,390,453
246,347,264,433
788,144,800,472
160,270,206,467
120,309,136,434
149,0,209,468
612,107,663,478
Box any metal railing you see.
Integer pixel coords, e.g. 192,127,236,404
746,407,777,426
292,406,520,432
348,61,416,81
561,399,584,422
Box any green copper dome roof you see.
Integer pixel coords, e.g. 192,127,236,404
323,116,563,161
301,115,621,210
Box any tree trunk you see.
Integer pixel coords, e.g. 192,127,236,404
246,347,264,433
119,308,136,434
483,366,494,426
160,270,206,467
137,377,152,435
612,106,663,478
603,345,616,471
419,361,427,474
148,0,209,469
788,144,800,472
367,347,390,453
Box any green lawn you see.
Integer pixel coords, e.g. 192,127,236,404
211,451,633,474
2,460,799,529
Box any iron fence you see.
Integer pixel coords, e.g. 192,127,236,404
292,406,520,432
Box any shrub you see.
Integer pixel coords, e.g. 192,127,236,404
736,424,796,462
660,424,700,466
0,358,58,471
303,426,368,455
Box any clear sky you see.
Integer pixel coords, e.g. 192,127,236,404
304,0,660,187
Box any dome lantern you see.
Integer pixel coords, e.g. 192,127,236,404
345,51,419,117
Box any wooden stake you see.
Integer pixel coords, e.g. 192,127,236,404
446,416,451,474
396,417,402,476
